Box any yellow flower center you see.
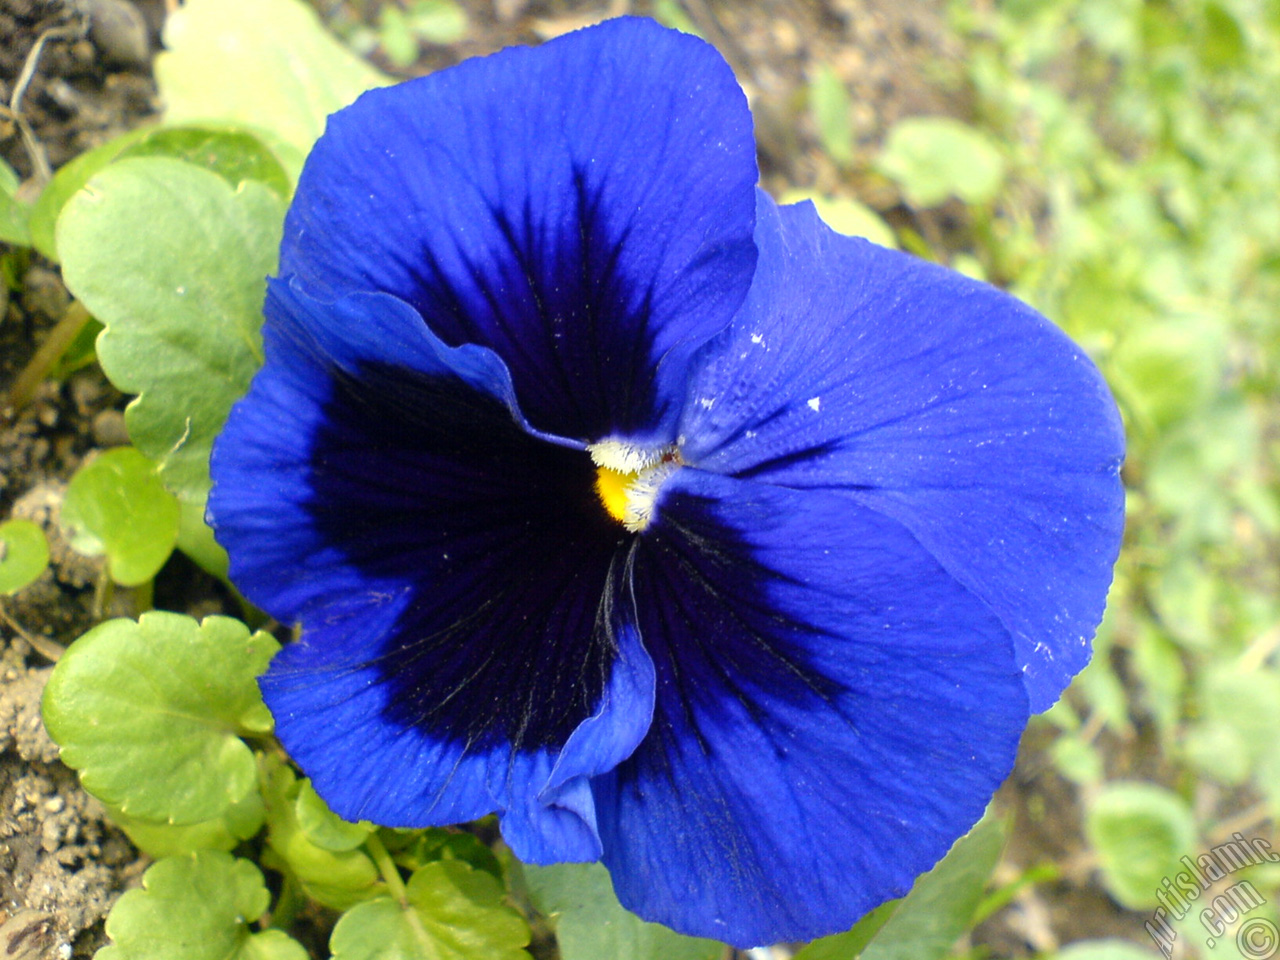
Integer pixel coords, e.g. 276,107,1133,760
587,440,680,533
594,465,638,524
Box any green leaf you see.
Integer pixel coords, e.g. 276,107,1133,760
1199,2,1247,70
30,126,289,262
652,0,701,36
296,778,375,852
108,787,266,858
1085,782,1197,909
778,189,898,249
330,860,531,960
394,828,503,881
525,862,721,960
155,0,391,178
809,64,856,167
97,851,307,960
58,158,284,579
407,0,469,45
0,518,49,594
379,7,419,69
42,612,277,824
263,760,381,911
28,128,150,261
877,117,1006,207
1198,666,1280,769
0,157,30,247
856,813,1007,960
118,127,291,198
60,447,180,586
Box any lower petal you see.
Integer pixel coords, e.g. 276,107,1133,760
593,469,1028,946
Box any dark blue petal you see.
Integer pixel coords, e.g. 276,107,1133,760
593,469,1028,946
680,194,1125,711
209,284,653,859
281,17,757,443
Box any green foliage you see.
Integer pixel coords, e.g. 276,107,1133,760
0,518,48,594
155,0,391,177
98,851,307,960
808,64,856,168
60,447,180,586
30,125,289,262
876,117,1006,208
58,157,284,578
108,791,266,859
1085,782,1197,909
42,612,277,824
525,862,721,960
329,860,531,960
0,157,31,246
296,779,376,853
262,761,382,911
379,1,469,67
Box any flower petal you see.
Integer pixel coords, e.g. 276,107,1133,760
209,283,652,859
280,17,757,443
680,194,1125,711
593,469,1028,946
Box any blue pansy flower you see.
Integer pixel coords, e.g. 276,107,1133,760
208,17,1124,948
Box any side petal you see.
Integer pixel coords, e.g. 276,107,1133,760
680,194,1125,711
281,17,757,443
209,283,648,860
594,469,1028,946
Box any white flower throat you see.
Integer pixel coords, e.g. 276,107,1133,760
588,439,681,533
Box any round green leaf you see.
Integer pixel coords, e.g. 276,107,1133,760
877,116,1007,207
263,761,380,910
108,787,266,858
98,851,307,960
1086,782,1197,909
42,612,278,824
29,124,286,262
808,64,855,167
526,862,719,960
330,860,531,960
57,157,285,579
0,518,49,594
0,157,31,247
118,127,291,198
296,778,375,852
60,447,180,586
156,0,390,178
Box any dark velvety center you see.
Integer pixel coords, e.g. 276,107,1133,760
401,172,662,441
306,358,629,751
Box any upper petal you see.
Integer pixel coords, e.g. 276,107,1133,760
208,283,652,860
593,469,1027,946
281,17,758,444
679,194,1125,711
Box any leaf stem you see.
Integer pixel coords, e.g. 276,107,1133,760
5,300,93,415
365,831,409,905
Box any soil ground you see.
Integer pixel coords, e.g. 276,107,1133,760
0,1,1142,957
